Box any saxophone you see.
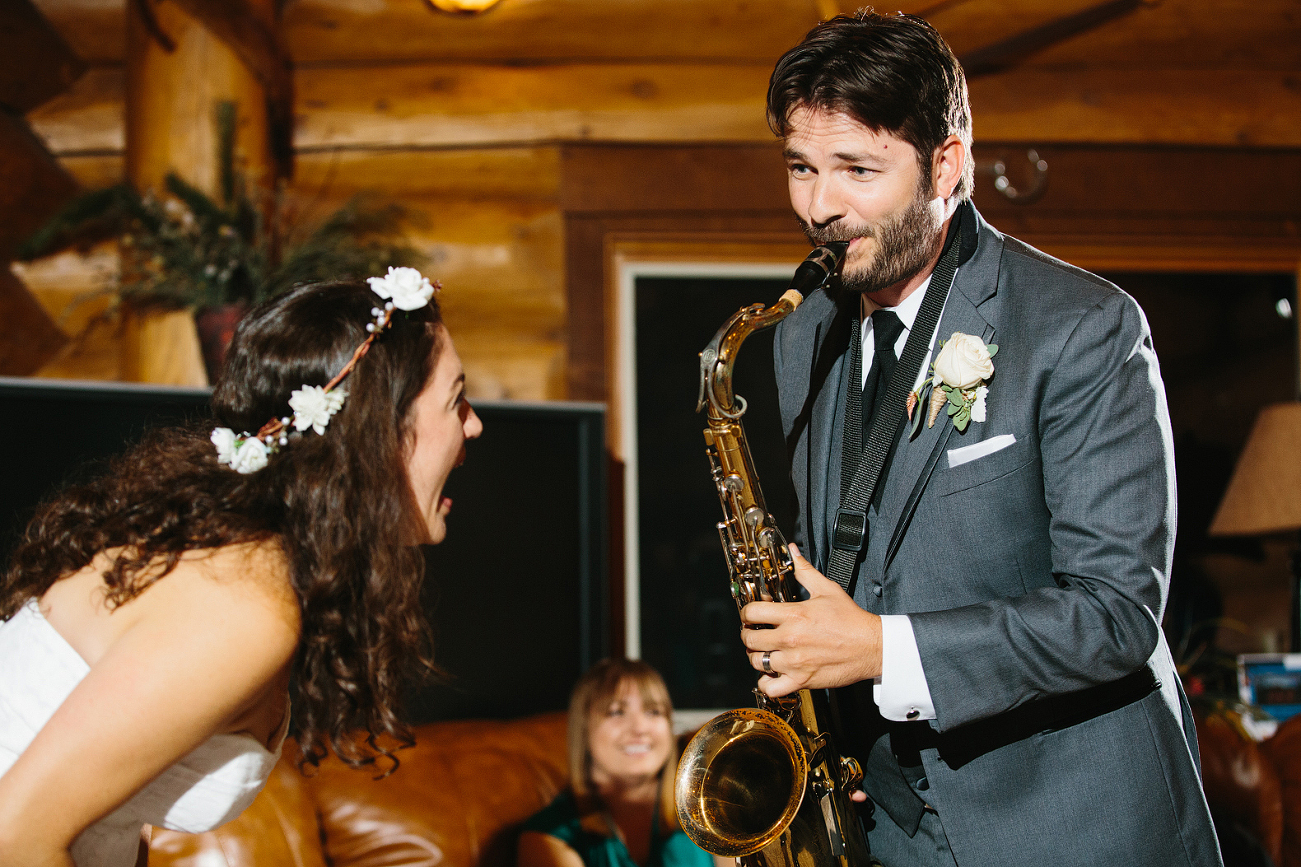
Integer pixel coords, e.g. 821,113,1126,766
676,241,873,867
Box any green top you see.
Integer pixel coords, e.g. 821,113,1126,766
522,791,714,867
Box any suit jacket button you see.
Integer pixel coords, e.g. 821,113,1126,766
872,582,883,597
917,776,929,791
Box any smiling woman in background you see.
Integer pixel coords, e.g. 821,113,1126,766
0,268,481,867
518,659,725,867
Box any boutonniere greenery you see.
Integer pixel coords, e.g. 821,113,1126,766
907,332,997,436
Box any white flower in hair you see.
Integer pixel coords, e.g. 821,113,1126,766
211,427,238,467
229,438,270,474
367,266,436,311
289,385,348,435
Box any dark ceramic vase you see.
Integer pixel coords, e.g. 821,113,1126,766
194,303,248,385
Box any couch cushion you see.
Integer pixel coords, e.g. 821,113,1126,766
311,712,569,867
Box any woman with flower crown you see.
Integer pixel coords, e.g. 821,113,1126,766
0,267,481,867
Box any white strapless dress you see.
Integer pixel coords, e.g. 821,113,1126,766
0,600,288,867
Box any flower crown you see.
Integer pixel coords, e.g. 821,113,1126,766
211,267,439,473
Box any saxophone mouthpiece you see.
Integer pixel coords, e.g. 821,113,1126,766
788,241,850,301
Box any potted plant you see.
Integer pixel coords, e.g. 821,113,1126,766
21,101,425,382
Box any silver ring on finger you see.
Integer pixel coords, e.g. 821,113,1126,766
761,650,777,676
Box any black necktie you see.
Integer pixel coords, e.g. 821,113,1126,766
863,309,904,509
862,309,904,435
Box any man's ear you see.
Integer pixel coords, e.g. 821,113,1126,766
932,135,966,201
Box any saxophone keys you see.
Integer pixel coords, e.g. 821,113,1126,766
839,755,864,790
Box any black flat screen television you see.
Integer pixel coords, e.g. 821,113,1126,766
0,377,608,722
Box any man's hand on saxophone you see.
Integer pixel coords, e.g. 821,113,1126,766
739,543,884,697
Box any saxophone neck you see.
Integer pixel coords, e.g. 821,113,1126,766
697,294,802,418
696,241,847,417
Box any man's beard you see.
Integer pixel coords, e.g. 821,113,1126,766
798,184,941,296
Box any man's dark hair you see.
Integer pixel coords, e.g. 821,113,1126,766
767,9,974,202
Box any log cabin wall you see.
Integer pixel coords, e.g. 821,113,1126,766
15,0,827,397
14,0,1300,398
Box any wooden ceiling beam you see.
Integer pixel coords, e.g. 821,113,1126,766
30,61,1301,155
0,110,80,260
282,0,821,65
30,0,1301,73
0,0,85,114
957,0,1150,77
0,268,67,376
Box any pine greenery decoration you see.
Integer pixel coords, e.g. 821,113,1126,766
20,101,425,314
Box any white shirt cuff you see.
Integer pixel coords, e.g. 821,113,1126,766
872,615,936,721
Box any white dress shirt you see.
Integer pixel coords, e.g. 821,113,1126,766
858,274,947,722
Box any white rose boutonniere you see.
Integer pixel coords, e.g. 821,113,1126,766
906,332,998,436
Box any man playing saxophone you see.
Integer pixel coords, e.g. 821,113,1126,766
739,10,1222,866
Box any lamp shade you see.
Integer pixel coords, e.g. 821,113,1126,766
1209,402,1301,536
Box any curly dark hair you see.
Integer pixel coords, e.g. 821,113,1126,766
767,9,974,202
1,280,444,773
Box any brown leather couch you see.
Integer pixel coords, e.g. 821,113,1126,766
148,703,1301,867
149,712,568,867
1197,707,1301,867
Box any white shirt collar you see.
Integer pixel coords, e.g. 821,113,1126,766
860,273,932,334
858,272,951,388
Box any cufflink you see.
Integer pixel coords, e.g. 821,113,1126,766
906,708,920,720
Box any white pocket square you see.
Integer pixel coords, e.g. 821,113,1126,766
947,434,1017,469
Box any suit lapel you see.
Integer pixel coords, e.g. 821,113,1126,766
806,304,852,566
881,210,1003,573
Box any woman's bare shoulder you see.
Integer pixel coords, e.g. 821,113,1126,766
184,539,296,606
153,539,300,645
38,539,297,670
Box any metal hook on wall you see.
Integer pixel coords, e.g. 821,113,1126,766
979,149,1049,204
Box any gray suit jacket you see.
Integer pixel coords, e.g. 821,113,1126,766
773,205,1221,866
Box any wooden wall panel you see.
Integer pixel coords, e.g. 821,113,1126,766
27,66,123,154
297,148,567,400
58,152,124,188
15,245,125,381
30,60,1301,163
298,146,565,399
294,62,772,149
295,146,559,203
970,70,1301,148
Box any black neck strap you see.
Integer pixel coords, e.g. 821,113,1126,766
825,234,962,592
